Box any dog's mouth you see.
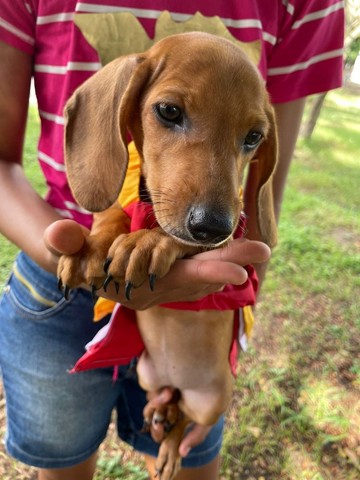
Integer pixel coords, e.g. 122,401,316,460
157,205,237,248
168,229,234,248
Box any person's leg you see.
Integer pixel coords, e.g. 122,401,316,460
0,253,119,473
38,453,97,480
144,454,220,480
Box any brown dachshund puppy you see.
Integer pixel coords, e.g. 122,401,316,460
58,32,278,479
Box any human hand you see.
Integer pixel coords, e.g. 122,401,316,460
44,219,270,309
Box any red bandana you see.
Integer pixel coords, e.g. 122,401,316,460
71,201,258,377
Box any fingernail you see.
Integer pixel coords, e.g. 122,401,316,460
181,446,191,457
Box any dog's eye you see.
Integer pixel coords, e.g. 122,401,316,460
155,103,183,126
243,131,263,152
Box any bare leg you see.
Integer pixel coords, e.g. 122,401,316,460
38,452,97,480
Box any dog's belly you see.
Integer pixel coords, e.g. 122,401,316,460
136,306,234,425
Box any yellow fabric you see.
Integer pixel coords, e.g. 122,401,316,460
118,141,141,207
74,11,261,67
243,305,255,338
94,141,141,321
93,297,117,322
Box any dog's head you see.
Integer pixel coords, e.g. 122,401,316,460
65,32,278,248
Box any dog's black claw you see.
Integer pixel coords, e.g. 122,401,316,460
63,285,70,301
91,284,99,304
114,281,120,295
57,277,63,292
149,273,157,291
125,281,133,301
103,274,113,292
141,418,151,433
103,257,112,274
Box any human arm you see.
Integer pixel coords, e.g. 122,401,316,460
245,98,306,288
272,99,307,220
0,41,63,273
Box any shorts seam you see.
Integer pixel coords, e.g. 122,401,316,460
5,432,107,469
5,285,79,321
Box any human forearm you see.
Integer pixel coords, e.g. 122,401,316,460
246,98,306,289
0,44,59,271
0,161,62,273
271,99,306,220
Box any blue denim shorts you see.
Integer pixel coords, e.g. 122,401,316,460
0,252,223,469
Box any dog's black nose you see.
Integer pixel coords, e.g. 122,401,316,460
187,205,233,244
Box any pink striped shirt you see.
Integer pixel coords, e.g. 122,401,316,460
0,1,344,227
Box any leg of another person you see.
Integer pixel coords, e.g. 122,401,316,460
38,453,97,480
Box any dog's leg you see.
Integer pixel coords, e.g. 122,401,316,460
154,415,190,480
57,204,130,292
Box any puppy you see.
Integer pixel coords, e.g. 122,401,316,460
58,32,278,479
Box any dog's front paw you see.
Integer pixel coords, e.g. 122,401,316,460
103,228,199,299
57,236,111,298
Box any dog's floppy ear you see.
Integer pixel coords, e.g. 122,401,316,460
244,105,278,248
64,55,150,212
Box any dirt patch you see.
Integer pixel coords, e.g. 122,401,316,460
331,227,360,252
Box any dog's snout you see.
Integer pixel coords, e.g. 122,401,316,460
187,205,233,245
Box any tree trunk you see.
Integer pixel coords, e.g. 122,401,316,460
301,93,327,139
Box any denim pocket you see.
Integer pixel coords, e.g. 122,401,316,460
4,252,78,321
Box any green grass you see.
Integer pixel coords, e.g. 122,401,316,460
94,455,148,480
0,88,359,479
221,89,360,479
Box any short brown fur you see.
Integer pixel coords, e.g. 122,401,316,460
58,32,278,479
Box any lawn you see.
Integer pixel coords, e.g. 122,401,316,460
0,88,359,479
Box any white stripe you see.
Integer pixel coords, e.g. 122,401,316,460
35,65,67,74
262,31,277,46
25,2,33,14
39,151,66,172
76,4,277,44
34,62,101,74
64,201,91,215
37,12,74,25
68,61,101,71
292,1,344,29
76,3,265,33
268,48,343,76
216,18,262,29
77,3,261,28
221,17,278,45
76,3,161,17
0,17,34,45
39,110,65,125
55,208,74,219
282,0,295,16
